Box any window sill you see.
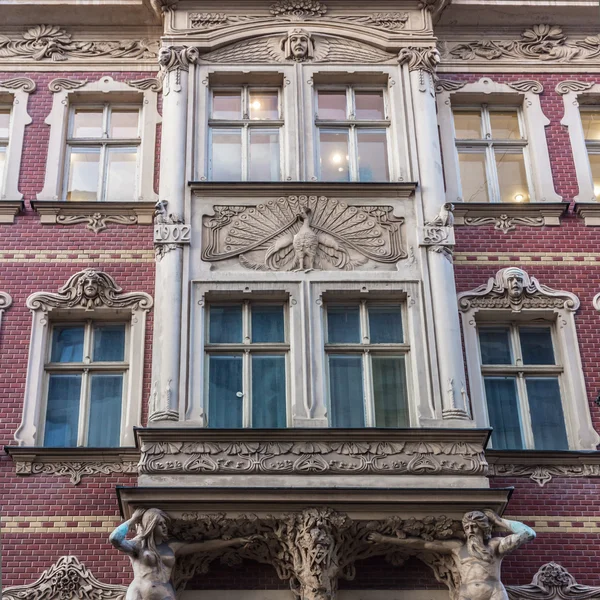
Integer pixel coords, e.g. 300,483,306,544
574,202,600,226
487,449,600,487
31,201,155,233
0,200,24,224
5,446,139,485
453,202,567,234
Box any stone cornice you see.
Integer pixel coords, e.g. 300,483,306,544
0,200,23,224
574,202,600,226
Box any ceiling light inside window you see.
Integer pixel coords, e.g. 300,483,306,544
514,194,524,202
332,154,342,164
251,100,261,110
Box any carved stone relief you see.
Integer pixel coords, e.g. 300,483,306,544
488,462,600,487
445,25,600,63
0,25,158,62
202,196,406,271
461,214,545,234
418,203,456,256
154,200,190,261
458,267,579,312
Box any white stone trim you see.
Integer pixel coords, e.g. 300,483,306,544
558,80,600,203
0,290,12,333
437,76,561,204
37,75,160,202
458,268,599,450
0,78,35,201
14,269,153,447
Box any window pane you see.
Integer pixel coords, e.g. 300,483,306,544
372,356,409,427
212,91,242,119
67,148,100,201
105,147,137,201
252,355,286,427
526,377,568,450
249,129,280,181
489,111,521,140
589,153,600,199
251,305,285,343
0,110,10,137
88,374,123,447
210,129,242,181
484,376,523,449
357,129,389,182
520,327,555,365
317,90,347,120
496,151,530,203
453,111,482,139
458,152,489,202
44,374,81,447
355,91,385,120
209,305,242,343
72,109,103,138
109,110,139,138
93,324,126,362
329,355,365,427
51,326,84,362
0,147,5,187
369,306,403,344
327,305,360,343
478,327,512,365
581,111,600,141
319,130,350,182
208,355,243,427
249,91,279,120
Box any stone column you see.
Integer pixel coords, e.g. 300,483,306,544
149,46,197,422
399,47,471,421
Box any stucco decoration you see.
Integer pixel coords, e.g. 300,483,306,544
271,0,328,17
199,30,395,63
1,556,127,600
462,214,545,234
435,79,466,93
398,46,440,74
457,267,579,312
0,25,158,62
55,213,139,233
158,46,200,94
27,268,153,312
555,80,595,95
0,77,36,92
138,439,488,476
488,462,600,487
127,77,163,92
447,25,600,63
154,200,190,261
202,196,406,271
507,562,600,600
47,78,88,92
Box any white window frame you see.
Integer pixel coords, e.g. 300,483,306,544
438,77,561,204
323,299,410,427
313,84,392,182
458,268,599,450
0,78,34,201
39,319,130,447
207,85,284,182
203,299,290,427
37,76,160,202
15,269,153,447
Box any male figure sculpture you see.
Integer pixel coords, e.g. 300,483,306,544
369,510,535,600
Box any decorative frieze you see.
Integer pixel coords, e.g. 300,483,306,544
463,213,545,234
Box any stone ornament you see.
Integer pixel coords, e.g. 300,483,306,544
158,45,200,94
154,200,190,261
555,80,595,95
462,214,545,234
138,439,488,476
55,212,139,233
202,196,406,271
0,25,158,62
27,268,153,312
435,79,466,93
271,0,328,17
488,463,600,487
398,46,441,74
0,77,36,92
458,267,579,313
447,25,600,63
199,29,396,63
1,555,127,600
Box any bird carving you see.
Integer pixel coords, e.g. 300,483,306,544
427,202,455,227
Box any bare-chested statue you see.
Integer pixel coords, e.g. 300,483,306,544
369,510,535,600
110,508,252,600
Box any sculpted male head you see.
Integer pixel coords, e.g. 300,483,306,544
463,511,493,562
281,29,314,61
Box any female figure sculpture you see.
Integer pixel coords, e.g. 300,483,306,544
110,508,252,600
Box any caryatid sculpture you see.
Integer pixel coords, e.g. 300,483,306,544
109,508,253,599
369,510,535,600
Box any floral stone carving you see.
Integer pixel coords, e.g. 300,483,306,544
1,555,127,600
448,25,600,63
202,196,406,271
458,267,579,312
270,0,328,18
139,439,487,476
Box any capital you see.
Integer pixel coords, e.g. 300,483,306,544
158,45,200,74
398,46,440,74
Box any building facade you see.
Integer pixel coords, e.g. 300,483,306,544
2,0,600,598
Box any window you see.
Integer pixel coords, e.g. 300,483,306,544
316,87,390,182
478,323,568,450
64,104,140,201
208,87,282,181
325,302,409,427
0,107,9,189
579,108,600,199
205,301,288,427
42,321,128,447
453,106,532,203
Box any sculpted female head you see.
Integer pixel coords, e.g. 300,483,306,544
134,508,171,545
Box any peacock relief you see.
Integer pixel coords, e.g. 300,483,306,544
202,195,406,272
